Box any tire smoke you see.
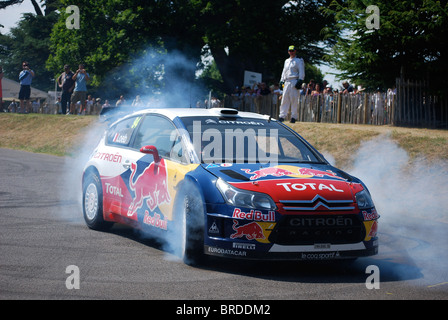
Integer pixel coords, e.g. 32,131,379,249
343,134,448,282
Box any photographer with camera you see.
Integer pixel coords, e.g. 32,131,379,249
18,61,35,114
70,64,90,115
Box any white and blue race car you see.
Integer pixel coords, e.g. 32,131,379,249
82,108,378,264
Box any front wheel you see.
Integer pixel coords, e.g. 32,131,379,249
174,188,205,265
82,172,113,231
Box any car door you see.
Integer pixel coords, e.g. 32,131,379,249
100,115,143,219
122,114,197,228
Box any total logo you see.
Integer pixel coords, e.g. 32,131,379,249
104,182,124,198
276,182,344,192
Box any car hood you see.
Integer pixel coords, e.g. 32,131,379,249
201,163,362,204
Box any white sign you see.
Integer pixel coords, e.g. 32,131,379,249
244,71,262,88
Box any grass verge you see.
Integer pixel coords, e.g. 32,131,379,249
1,113,447,168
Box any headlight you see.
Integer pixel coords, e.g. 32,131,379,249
216,178,277,210
356,190,375,209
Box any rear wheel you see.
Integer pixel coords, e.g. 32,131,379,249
82,172,113,230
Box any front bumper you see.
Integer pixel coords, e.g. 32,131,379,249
204,205,379,260
204,240,378,260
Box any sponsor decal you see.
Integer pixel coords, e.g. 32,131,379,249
363,219,379,241
208,222,220,234
127,160,171,217
93,152,122,163
276,182,344,192
300,252,340,260
217,120,265,126
207,246,247,257
362,209,379,221
131,117,142,128
289,216,353,227
241,167,293,180
240,166,345,181
296,168,345,180
232,208,275,222
230,220,265,240
113,133,128,144
143,211,167,230
104,182,124,198
233,242,256,250
368,220,378,237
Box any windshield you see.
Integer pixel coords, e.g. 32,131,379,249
180,116,325,164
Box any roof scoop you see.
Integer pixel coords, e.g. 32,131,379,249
213,108,238,116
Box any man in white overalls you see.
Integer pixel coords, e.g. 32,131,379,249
279,45,305,123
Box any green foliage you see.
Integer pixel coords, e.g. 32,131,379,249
47,1,165,90
2,0,331,96
198,0,332,91
0,12,58,91
46,0,332,95
322,0,448,92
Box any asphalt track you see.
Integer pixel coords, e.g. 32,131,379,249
0,148,447,302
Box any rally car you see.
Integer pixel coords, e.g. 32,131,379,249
82,108,379,264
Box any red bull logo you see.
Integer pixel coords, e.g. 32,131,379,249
297,167,344,180
241,167,294,180
127,160,171,217
368,220,378,238
230,220,265,240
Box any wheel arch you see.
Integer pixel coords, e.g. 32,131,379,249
82,165,101,186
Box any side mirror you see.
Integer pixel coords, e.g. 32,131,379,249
140,145,160,163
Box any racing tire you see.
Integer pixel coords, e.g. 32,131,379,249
82,172,113,231
174,188,205,266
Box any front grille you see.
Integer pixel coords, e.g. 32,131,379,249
280,195,355,211
269,214,364,245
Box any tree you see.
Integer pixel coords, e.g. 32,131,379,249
46,0,200,100
0,1,58,91
47,0,331,96
197,0,331,92
0,12,58,91
0,0,57,16
322,0,448,92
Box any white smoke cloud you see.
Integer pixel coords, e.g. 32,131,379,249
109,48,207,109
58,121,108,223
343,134,448,282
347,135,448,221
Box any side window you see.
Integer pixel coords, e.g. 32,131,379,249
133,115,186,162
106,116,142,146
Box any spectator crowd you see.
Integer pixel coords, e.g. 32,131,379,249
226,79,396,125
0,61,396,126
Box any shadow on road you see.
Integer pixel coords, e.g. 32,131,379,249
104,224,423,285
